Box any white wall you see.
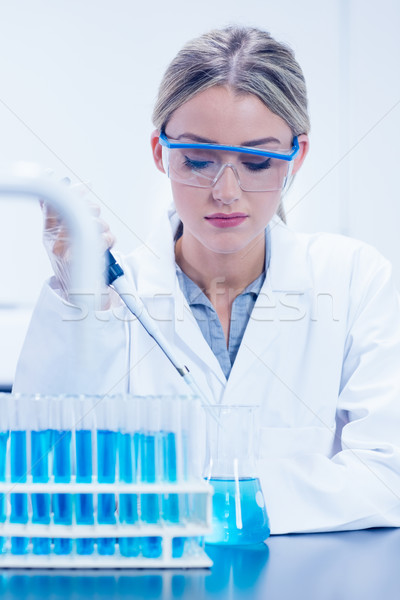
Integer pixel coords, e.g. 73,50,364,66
0,0,399,384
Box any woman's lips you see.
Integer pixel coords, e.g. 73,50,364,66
204,213,248,228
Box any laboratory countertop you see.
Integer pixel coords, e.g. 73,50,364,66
0,527,399,600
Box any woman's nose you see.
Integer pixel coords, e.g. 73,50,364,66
212,164,241,205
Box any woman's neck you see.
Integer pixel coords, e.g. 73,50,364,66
175,231,266,297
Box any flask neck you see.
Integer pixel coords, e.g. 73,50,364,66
203,405,258,480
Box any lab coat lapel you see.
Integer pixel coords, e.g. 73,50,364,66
225,218,313,393
174,291,227,385
133,207,227,386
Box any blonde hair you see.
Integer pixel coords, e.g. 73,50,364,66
153,25,310,221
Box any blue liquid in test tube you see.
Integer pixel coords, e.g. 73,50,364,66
31,430,51,554
97,430,117,555
161,431,179,520
118,432,140,557
0,431,9,554
53,430,73,555
10,431,28,555
140,432,162,559
161,431,184,558
75,430,94,555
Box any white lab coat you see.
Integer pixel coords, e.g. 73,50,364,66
14,209,400,534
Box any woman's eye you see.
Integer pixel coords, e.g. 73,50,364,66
243,158,271,171
184,155,213,170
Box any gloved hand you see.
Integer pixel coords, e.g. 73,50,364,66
41,178,116,300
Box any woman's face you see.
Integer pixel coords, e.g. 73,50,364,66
151,86,308,257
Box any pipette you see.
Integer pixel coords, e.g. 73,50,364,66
105,250,212,407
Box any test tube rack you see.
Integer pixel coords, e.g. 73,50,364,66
0,394,213,569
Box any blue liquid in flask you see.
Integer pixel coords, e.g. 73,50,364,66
140,432,162,558
53,430,73,554
97,430,117,555
0,432,9,554
118,432,140,557
31,430,51,554
75,430,94,555
206,477,270,545
10,431,28,554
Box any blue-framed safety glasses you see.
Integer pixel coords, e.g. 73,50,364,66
159,131,299,192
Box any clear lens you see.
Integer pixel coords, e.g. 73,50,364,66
166,146,291,192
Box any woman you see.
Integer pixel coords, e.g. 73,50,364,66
14,26,400,534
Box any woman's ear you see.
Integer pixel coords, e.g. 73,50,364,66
291,134,309,176
150,130,165,174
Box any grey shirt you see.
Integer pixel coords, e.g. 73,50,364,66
176,227,271,379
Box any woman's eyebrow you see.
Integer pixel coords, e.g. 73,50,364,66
174,133,281,146
242,137,281,146
175,133,217,143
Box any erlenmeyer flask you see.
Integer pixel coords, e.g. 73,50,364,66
204,405,270,545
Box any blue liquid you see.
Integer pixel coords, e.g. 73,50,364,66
206,477,270,545
10,431,27,483
76,538,94,555
53,430,73,554
119,433,133,483
140,433,159,520
98,491,116,524
31,430,51,483
11,537,28,555
53,430,72,484
97,431,117,555
31,430,51,555
76,430,92,483
97,430,117,519
97,430,117,484
172,537,185,558
0,432,8,555
10,431,28,553
54,538,72,555
75,430,94,555
32,538,51,555
119,537,141,557
31,431,51,554
140,432,161,558
161,432,180,523
97,537,115,555
161,432,184,558
0,432,9,523
180,431,190,534
118,432,140,557
10,431,28,554
119,493,139,523
75,492,94,524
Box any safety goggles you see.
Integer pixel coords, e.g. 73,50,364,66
159,131,299,192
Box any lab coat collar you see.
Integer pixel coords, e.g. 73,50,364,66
267,215,313,293
132,206,180,297
134,209,313,296
131,207,313,390
222,215,314,392
132,207,227,385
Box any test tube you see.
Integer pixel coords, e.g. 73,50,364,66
31,395,51,555
51,396,73,555
160,397,183,558
0,394,9,554
181,396,205,555
96,395,117,555
75,395,95,555
140,396,162,559
118,395,140,557
9,395,29,555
